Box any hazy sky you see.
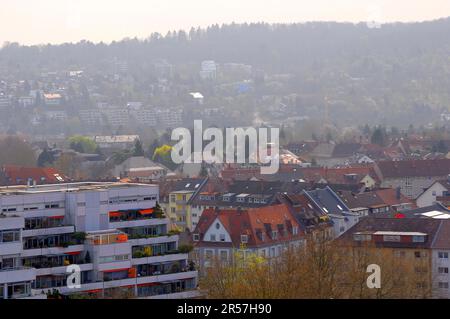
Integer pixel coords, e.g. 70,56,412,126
1,0,449,45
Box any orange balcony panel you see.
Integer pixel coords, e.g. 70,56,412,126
139,209,154,215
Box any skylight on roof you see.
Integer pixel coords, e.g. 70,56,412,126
195,184,200,188
337,205,343,211
422,211,444,217
185,183,191,188
323,207,329,213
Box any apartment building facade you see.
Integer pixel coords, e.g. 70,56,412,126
0,182,198,299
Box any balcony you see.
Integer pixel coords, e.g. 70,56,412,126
110,218,168,229
0,241,22,255
0,215,24,231
132,253,188,265
22,226,75,238
143,290,202,299
109,208,165,223
20,244,85,258
128,235,179,247
86,230,128,245
0,267,36,284
35,263,94,277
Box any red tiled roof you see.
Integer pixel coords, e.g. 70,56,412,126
194,204,304,248
376,159,450,179
375,189,416,207
1,165,68,185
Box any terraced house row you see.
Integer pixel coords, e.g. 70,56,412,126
0,182,198,299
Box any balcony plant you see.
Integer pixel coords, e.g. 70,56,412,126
178,244,194,254
72,232,87,243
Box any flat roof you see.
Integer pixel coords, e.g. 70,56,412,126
373,231,427,236
0,182,157,195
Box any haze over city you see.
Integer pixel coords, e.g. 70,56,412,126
1,0,450,44
3,0,450,305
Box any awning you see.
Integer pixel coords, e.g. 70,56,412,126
65,251,82,256
109,212,122,217
139,209,154,215
48,215,65,219
137,282,160,287
103,268,130,273
86,289,103,294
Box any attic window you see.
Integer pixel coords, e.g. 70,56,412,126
241,235,248,243
293,226,299,235
193,234,200,241
272,231,278,240
215,222,220,230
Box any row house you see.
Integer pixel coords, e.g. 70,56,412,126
374,159,450,199
337,188,415,217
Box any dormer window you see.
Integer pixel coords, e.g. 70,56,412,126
272,231,278,240
193,234,200,241
293,226,298,235
383,235,400,242
412,235,426,243
241,234,248,243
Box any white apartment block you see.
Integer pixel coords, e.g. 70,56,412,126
0,182,198,299
156,109,183,128
79,109,103,126
129,108,157,127
102,106,130,126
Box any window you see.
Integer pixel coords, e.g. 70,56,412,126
439,267,449,274
215,222,220,230
193,234,200,242
99,254,129,264
241,235,248,243
394,251,406,258
384,235,401,242
439,282,449,289
210,234,216,242
353,234,372,241
412,235,425,243
220,250,228,262
414,251,422,258
439,252,449,259
205,250,214,264
0,230,21,243
219,234,225,242
271,231,278,240
293,226,298,236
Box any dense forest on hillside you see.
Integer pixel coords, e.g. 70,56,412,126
1,19,450,128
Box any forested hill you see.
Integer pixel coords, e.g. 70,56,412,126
1,19,450,127
1,18,450,73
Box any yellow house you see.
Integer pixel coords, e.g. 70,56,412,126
168,190,196,232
